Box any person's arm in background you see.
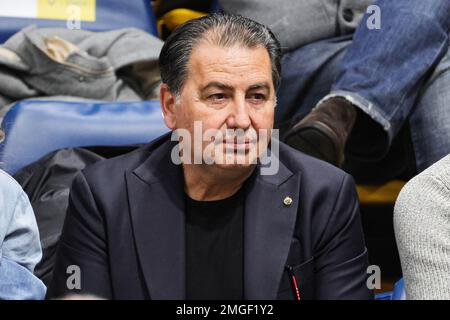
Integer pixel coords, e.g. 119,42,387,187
0,170,46,299
394,154,450,300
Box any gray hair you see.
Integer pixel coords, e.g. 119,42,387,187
158,12,282,96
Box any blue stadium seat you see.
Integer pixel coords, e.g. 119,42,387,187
375,278,406,300
0,0,158,43
0,99,169,175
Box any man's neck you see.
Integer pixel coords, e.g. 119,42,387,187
183,164,255,201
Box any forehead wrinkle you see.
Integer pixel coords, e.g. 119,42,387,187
190,42,269,67
187,44,274,92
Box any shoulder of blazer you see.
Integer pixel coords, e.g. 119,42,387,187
81,133,172,185
277,141,349,186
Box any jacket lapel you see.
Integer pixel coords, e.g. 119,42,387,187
244,159,301,300
125,141,186,299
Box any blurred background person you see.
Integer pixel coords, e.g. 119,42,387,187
0,169,46,299
394,154,450,300
222,0,450,185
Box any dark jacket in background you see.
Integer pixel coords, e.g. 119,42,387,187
14,146,139,286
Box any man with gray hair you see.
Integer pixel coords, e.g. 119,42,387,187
49,13,372,300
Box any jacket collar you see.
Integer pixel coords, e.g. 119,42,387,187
126,138,301,299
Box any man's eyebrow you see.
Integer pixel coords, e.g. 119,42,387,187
200,82,234,92
200,82,272,93
247,82,271,92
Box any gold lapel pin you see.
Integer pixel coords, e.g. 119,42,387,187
283,196,293,206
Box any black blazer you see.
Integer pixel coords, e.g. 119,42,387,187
49,134,373,300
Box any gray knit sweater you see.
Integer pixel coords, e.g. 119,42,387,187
394,154,450,300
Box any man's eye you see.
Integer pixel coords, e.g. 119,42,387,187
248,93,267,101
208,93,227,101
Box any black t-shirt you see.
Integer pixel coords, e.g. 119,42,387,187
185,187,245,300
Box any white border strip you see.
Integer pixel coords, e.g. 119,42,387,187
0,0,37,19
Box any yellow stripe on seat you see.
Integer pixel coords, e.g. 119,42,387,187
356,180,406,205
158,8,207,36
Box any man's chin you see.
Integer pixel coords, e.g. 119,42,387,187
211,154,258,171
213,162,256,170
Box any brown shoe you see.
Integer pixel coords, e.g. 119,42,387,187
285,97,357,167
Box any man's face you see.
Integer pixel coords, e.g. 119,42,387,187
162,42,276,171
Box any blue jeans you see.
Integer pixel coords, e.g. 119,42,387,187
277,0,450,173
0,257,46,300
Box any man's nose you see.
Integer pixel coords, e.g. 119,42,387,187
226,97,251,130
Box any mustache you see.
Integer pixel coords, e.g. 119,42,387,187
213,128,259,144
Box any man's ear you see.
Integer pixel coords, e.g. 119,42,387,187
160,83,177,130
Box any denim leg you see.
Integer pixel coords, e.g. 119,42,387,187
0,257,46,300
331,0,450,146
276,36,351,136
278,38,450,175
409,47,450,172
